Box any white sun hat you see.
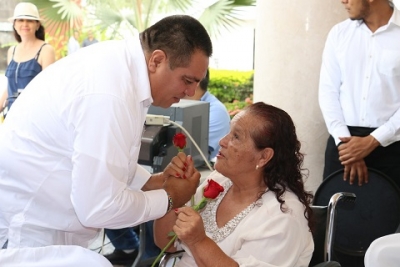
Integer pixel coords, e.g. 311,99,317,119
8,2,42,23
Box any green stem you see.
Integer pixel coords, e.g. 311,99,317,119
151,234,178,267
192,197,207,211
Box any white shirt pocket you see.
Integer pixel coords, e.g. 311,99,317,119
378,50,400,76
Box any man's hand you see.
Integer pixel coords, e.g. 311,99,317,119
343,159,368,186
142,152,199,192
163,153,200,209
338,135,380,164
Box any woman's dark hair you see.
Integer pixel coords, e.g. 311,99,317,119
245,102,314,230
140,15,212,69
14,22,45,42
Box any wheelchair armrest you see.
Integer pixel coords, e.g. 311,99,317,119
158,251,184,267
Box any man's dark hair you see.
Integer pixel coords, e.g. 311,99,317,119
199,69,210,91
140,15,213,69
14,24,45,42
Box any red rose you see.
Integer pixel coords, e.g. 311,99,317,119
203,179,224,199
173,133,186,151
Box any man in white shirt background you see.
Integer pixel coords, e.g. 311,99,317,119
67,30,80,55
0,15,212,250
319,0,400,188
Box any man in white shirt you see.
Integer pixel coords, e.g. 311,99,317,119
67,30,80,55
0,15,212,249
319,0,400,187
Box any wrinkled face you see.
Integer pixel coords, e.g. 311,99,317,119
341,0,370,20
214,110,264,177
148,50,209,108
14,19,39,37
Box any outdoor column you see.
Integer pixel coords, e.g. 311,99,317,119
253,1,347,192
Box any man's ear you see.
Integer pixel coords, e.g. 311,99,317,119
148,49,167,73
258,147,274,169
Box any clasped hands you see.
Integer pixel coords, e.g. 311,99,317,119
162,152,207,247
162,152,200,210
337,135,379,186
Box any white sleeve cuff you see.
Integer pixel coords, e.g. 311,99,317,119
128,164,151,190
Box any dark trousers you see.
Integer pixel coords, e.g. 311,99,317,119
323,126,400,189
105,221,160,259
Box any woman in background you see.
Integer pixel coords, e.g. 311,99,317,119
1,2,55,118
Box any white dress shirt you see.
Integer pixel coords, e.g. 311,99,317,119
67,36,80,55
319,7,400,146
176,172,314,267
0,37,168,248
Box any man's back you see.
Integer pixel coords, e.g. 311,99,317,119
0,39,149,248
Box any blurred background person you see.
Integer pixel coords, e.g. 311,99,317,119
0,2,55,119
67,30,80,55
82,29,98,47
185,69,230,160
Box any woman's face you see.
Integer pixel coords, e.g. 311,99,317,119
14,19,39,38
214,110,264,178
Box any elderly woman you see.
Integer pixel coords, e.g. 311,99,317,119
1,2,55,117
154,102,314,266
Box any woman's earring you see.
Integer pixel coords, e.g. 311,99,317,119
256,165,259,170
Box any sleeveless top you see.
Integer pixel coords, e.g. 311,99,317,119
4,43,47,110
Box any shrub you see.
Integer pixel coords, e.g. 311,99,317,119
208,69,254,103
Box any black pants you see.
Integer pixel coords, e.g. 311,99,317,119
323,126,400,189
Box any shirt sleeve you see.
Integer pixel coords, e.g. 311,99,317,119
318,26,351,145
67,93,167,229
371,113,400,147
128,164,151,190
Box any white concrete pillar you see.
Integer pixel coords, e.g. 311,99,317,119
253,1,347,192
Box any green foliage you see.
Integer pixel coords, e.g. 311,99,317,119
208,69,254,103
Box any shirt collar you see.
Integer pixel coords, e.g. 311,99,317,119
127,35,153,107
389,6,400,27
356,6,400,28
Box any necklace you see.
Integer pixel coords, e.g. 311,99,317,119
201,180,264,243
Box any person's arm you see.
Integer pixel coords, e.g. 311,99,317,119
318,26,351,145
154,208,180,253
38,44,56,69
1,46,14,113
0,90,7,113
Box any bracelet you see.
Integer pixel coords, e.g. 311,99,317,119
166,193,173,213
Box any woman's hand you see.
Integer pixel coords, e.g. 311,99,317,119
173,207,207,247
162,152,194,179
